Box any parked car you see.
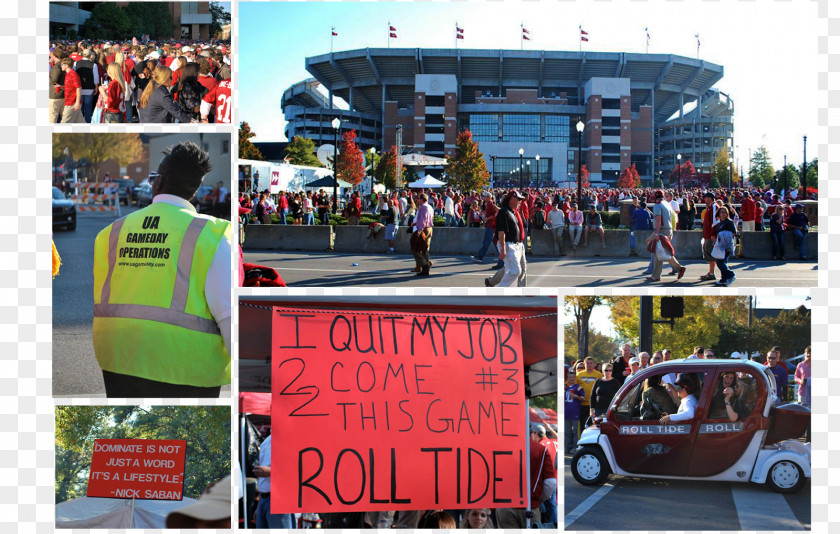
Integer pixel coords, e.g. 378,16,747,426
52,186,76,231
113,179,135,206
571,359,810,493
134,182,153,208
191,185,216,213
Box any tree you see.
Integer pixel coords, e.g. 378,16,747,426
773,164,801,193
55,406,230,503
712,147,731,188
53,133,143,182
750,145,774,189
608,296,721,359
284,136,322,167
80,3,130,39
364,148,381,188
617,164,641,188
564,324,618,366
375,145,402,190
565,297,605,363
446,130,490,192
804,157,818,190
335,129,366,186
670,159,696,186
239,122,263,160
403,164,419,183
209,1,231,40
122,3,175,40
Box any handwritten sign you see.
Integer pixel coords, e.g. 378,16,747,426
271,309,527,513
87,439,186,500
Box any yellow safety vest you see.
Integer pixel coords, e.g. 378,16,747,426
93,202,231,387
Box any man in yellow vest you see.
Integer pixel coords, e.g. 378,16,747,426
93,141,231,397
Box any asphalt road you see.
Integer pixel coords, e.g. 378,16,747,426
563,452,811,531
52,208,230,398
243,250,818,288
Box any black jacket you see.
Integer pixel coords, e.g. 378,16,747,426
139,85,193,123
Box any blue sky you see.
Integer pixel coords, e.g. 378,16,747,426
238,0,819,169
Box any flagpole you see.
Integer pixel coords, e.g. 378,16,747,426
331,26,334,54
455,22,458,49
645,27,649,54
579,25,582,53
388,20,391,49
695,33,700,58
520,23,523,51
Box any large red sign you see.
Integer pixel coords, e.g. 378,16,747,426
271,308,527,513
87,439,187,500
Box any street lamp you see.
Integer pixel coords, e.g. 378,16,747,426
576,119,585,207
535,154,540,186
369,146,376,201
526,160,531,187
331,117,341,214
518,147,524,190
802,135,807,197
728,157,733,190
490,155,496,186
783,154,788,197
676,153,682,190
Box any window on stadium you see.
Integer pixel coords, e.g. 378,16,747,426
502,114,540,142
466,114,499,142
545,115,570,142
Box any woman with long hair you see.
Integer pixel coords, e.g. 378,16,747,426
138,66,195,123
678,195,696,230
98,62,126,123
113,51,135,122
170,56,187,86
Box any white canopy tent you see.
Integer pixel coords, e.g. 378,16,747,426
55,496,197,529
408,175,447,188
400,153,449,166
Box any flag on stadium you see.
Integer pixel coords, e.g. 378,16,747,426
456,24,464,39
580,26,589,42
332,27,338,37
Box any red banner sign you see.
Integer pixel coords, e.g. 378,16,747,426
271,308,527,513
87,439,187,500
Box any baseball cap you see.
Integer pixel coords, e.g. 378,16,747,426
629,357,640,365
165,476,231,528
182,46,193,53
530,424,546,436
508,190,526,200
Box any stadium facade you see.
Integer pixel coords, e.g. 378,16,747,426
282,48,734,186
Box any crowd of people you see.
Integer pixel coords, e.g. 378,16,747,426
241,183,813,287
564,344,811,453
247,424,558,528
49,38,231,124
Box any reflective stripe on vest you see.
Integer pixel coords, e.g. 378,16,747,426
94,217,220,335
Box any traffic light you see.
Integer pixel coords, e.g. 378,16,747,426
661,297,684,318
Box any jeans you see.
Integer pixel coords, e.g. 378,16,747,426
541,490,557,525
792,228,808,259
564,418,579,452
475,227,496,259
81,93,95,123
279,208,289,224
771,229,785,258
125,98,134,123
255,497,294,529
319,211,329,225
569,224,583,246
715,252,735,282
304,212,315,225
552,227,565,253
445,214,455,227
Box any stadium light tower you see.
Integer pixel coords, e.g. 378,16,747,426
576,119,585,206
332,117,341,213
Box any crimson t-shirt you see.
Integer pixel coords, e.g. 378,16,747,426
63,68,81,107
202,79,231,123
105,80,124,113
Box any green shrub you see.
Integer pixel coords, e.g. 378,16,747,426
600,211,621,229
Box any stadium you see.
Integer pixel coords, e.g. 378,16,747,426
280,48,734,187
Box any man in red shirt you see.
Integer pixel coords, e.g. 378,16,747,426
471,191,498,263
740,191,756,232
699,191,718,281
59,58,85,123
200,78,231,124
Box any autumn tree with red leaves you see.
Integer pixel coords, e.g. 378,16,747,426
335,129,366,186
578,164,590,188
670,159,696,186
617,164,641,188
375,145,402,191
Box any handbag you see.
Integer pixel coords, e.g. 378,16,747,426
711,241,726,260
655,240,672,261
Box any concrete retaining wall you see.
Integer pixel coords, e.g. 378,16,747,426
243,224,333,250
333,225,412,254
531,228,631,257
739,230,817,260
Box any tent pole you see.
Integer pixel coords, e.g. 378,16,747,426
129,497,135,528
526,397,532,528
241,414,249,530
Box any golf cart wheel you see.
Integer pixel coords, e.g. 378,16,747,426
571,447,610,486
766,460,805,493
